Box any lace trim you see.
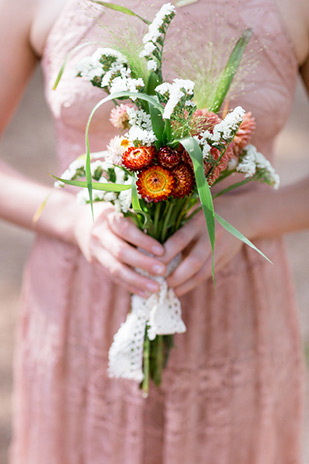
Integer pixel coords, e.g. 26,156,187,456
108,256,186,382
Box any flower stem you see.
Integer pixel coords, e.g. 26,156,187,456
152,335,164,385
160,200,174,242
142,332,150,398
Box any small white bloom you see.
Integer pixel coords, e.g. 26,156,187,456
92,48,127,65
236,144,257,177
155,78,195,119
127,107,153,131
147,59,158,71
126,126,157,145
107,136,131,165
75,56,103,80
139,42,156,58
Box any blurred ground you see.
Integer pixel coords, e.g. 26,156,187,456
0,67,308,463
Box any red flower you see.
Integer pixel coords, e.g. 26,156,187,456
157,146,181,169
122,146,155,171
171,163,195,198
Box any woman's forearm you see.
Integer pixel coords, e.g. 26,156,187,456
240,176,309,239
0,162,82,244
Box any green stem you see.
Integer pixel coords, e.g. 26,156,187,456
212,168,235,186
160,200,174,242
152,335,164,386
153,202,161,240
212,177,251,198
174,196,192,230
142,332,150,398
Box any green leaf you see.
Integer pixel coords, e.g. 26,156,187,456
91,1,151,24
210,28,252,113
215,213,272,264
148,97,164,148
163,119,172,145
51,175,131,192
52,41,99,90
146,71,161,95
178,136,216,283
131,181,148,226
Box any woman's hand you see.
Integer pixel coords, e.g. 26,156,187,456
160,194,252,297
73,202,167,297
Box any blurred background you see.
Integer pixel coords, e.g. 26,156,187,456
0,67,308,463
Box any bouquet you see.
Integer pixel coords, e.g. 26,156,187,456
53,2,279,396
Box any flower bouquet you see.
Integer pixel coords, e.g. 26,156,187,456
53,2,279,396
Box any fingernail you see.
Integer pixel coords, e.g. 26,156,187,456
138,290,149,298
146,282,159,292
152,264,165,275
152,245,164,256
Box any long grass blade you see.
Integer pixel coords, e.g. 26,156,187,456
131,181,148,226
210,28,252,113
215,213,272,263
179,137,216,283
51,175,131,192
52,41,100,90
91,1,151,24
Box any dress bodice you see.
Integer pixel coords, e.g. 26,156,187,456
41,0,298,173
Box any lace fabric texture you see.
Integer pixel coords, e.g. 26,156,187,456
10,1,306,463
108,256,186,381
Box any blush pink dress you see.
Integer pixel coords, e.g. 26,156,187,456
11,1,306,463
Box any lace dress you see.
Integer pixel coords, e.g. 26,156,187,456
11,1,306,463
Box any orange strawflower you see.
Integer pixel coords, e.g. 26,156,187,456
122,146,156,171
137,165,175,202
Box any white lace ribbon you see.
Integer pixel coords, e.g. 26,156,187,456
108,256,186,382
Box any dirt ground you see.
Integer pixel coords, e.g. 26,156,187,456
0,68,308,463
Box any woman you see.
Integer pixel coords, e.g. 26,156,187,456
1,0,308,462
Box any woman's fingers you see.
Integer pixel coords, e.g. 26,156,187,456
166,235,210,288
93,246,160,295
160,212,204,264
107,212,164,257
173,258,212,296
93,226,166,276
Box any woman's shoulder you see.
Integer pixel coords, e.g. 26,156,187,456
29,0,69,58
273,0,309,65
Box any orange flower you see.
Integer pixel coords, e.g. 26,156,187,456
122,146,156,171
233,112,256,156
205,145,235,185
137,165,175,202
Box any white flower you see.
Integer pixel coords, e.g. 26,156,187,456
109,76,144,98
147,59,158,71
236,144,257,177
107,136,131,165
139,42,156,58
236,144,280,188
92,48,127,65
142,3,176,44
75,56,103,80
155,78,195,119
255,152,280,189
213,106,245,140
126,126,157,145
227,157,238,170
54,158,86,188
90,160,104,177
127,107,153,131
